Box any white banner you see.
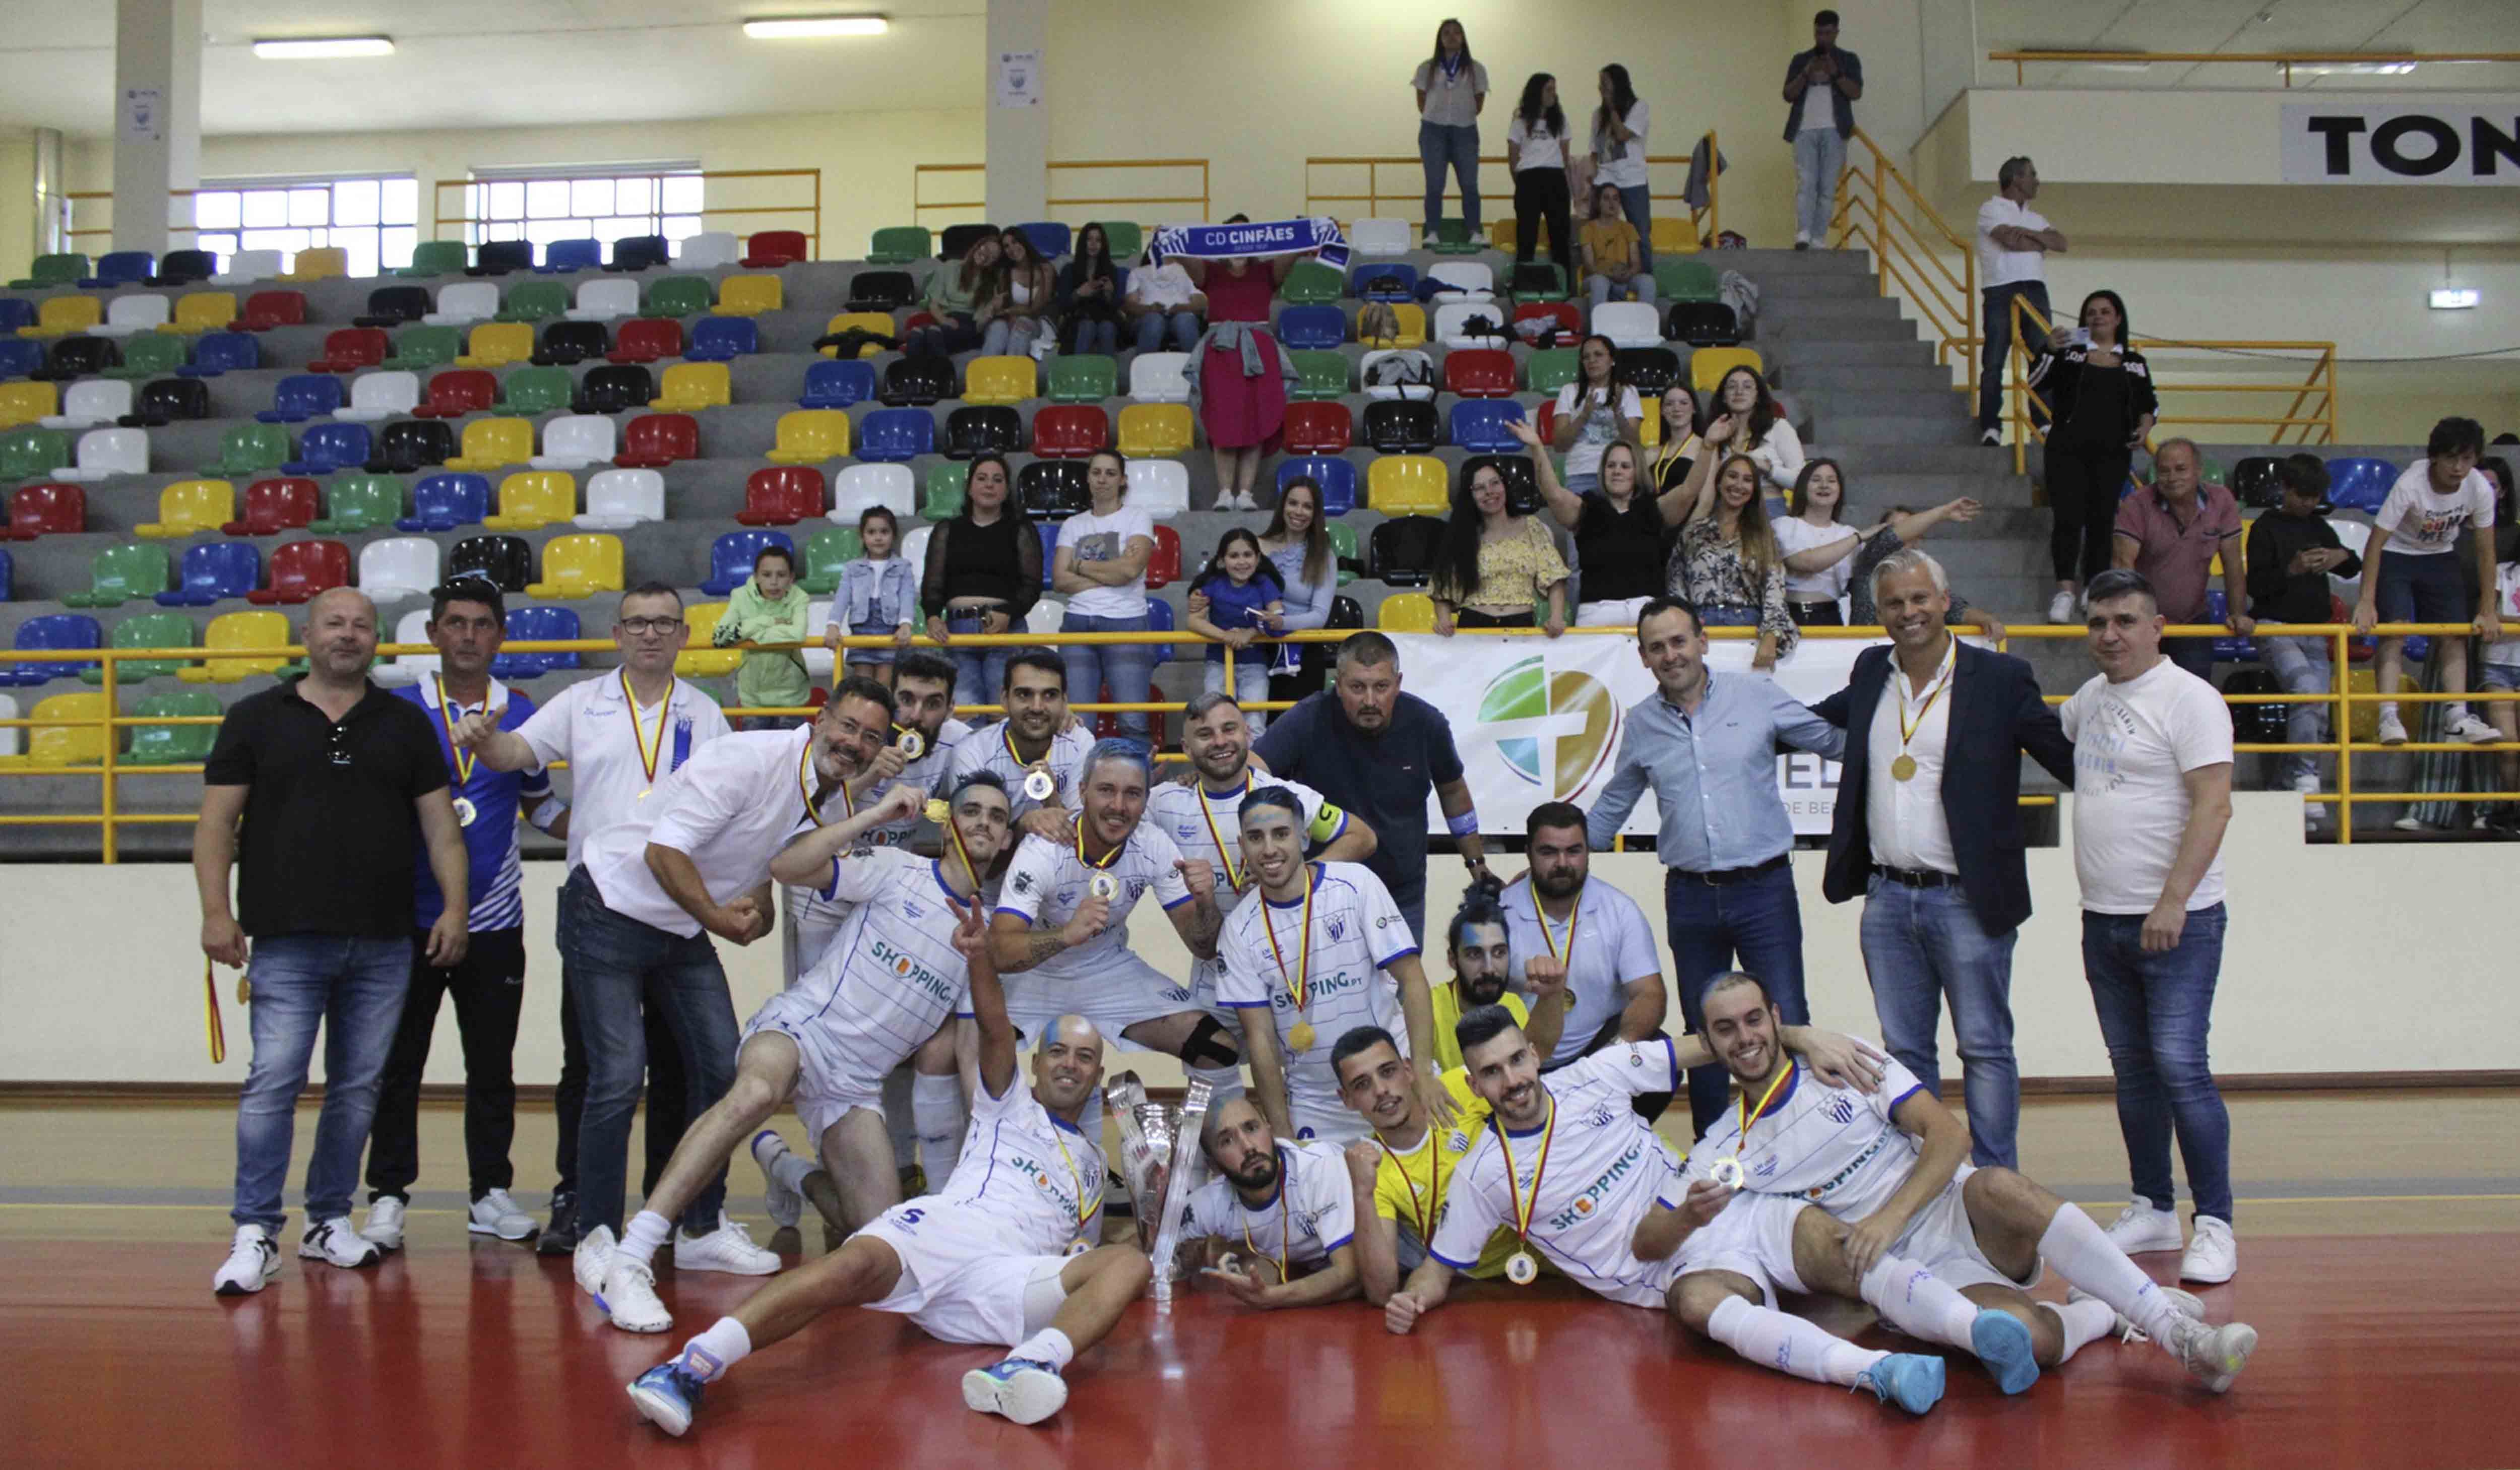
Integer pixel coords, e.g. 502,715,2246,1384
2280,103,2520,185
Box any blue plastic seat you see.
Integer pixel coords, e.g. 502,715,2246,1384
1038,522,1060,588
0,546,11,599
1350,263,1419,301
80,251,154,289
1277,456,1358,517
0,339,44,378
1448,399,1529,454
800,358,875,410
0,299,35,334
491,605,583,678
157,542,260,606
2324,457,2396,515
257,373,346,424
0,613,102,684
2204,590,2257,661
698,529,795,597
685,315,760,363
1143,594,1176,666
283,422,373,476
396,472,492,533
180,333,259,377
1276,305,1346,351
609,235,669,272
1015,222,1072,260
856,407,935,463
538,239,603,274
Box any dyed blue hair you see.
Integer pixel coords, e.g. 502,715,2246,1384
1082,736,1151,784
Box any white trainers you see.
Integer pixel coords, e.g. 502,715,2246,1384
2163,1314,2258,1393
2376,709,2410,745
2293,774,2328,828
213,1224,280,1295
1234,489,1261,512
358,1197,407,1251
468,1188,538,1242
2071,1283,2203,1344
1980,428,2002,447
2181,1215,2238,1284
751,1130,802,1231
573,1223,618,1298
2103,1202,2184,1255
600,1256,674,1333
299,1216,382,1269
2448,712,2500,745
674,1213,781,1276
2047,589,2077,624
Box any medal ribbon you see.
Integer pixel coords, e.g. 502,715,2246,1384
1895,642,1957,756
1242,1149,1291,1282
1050,1126,1100,1231
1731,1060,1796,1161
1377,1129,1446,1247
1497,1099,1556,1247
1073,813,1124,872
798,735,850,827
1003,724,1053,791
621,669,672,787
1196,773,1251,892
433,675,481,787
1259,864,1314,1016
1536,884,1582,966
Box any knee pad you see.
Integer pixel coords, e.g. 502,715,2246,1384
1179,1015,1242,1069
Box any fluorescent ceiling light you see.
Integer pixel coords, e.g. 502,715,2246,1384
2291,61,2418,76
2430,288,2479,311
743,16,889,38
252,36,395,59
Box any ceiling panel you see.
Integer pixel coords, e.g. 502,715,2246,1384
1978,0,2520,91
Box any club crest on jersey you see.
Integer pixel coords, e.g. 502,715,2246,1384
1013,871,1035,893
1445,1130,1472,1154
1586,1103,1617,1128
1327,915,1346,942
1825,1095,1856,1125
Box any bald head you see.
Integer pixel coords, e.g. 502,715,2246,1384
301,587,381,683
1027,1012,1106,1113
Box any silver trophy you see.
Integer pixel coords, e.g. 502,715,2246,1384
1103,1071,1213,1312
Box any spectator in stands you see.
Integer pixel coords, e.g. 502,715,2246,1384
1185,527,1287,730
1647,385,1703,494
981,227,1055,358
1590,65,1654,269
2480,479,2520,833
1667,448,1795,668
1838,498,2001,638
1411,19,1488,247
922,453,1041,711
1772,459,1860,625
1976,156,2066,443
1550,333,1642,493
1256,475,1339,704
2351,415,2503,748
1580,185,1655,308
2030,289,2158,624
714,544,812,728
1181,219,1303,512
1052,448,1158,742
903,232,997,357
1505,73,1577,295
1054,223,1124,356
1782,9,1863,250
1430,458,1569,637
1123,246,1205,354
2111,438,2247,681
201,587,470,1295
1509,418,1688,627
2244,454,2360,826
823,505,918,689
1703,364,1805,493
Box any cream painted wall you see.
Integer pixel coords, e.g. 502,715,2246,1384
0,135,33,282
1,795,2505,1090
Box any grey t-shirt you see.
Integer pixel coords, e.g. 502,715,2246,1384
1413,57,1489,128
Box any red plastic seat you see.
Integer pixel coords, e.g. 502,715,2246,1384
246,538,351,605
1283,402,1353,455
229,290,306,333
1443,348,1517,399
900,311,938,335
733,466,827,527
413,369,498,419
1029,405,1110,459
607,317,684,364
4,481,85,540
615,412,699,469
1514,301,1582,340
220,477,321,537
739,230,809,268
1145,524,1182,589
309,328,389,373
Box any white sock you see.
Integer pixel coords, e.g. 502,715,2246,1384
2379,699,2400,720
2446,700,2471,724
2039,1209,2179,1340
913,1072,966,1189
2038,1298,2119,1365
1859,1252,1982,1351
620,1209,673,1267
1706,1294,1882,1387
675,1316,752,1381
770,1147,817,1199
1187,1063,1244,1107
1011,1326,1075,1372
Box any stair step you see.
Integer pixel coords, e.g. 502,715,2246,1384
1753,295,1908,322
1808,388,1977,420
1813,443,2018,474
1784,363,1959,393
1753,315,1920,341
1725,248,1876,276
1760,339,1937,367
1753,273,1881,298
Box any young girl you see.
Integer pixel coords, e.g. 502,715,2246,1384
824,505,918,688
1704,364,1805,494
714,543,811,728
1669,444,1793,669
1550,333,1643,492
1184,527,1288,731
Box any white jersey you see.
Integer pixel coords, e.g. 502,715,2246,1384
787,714,975,976
1498,874,1665,1067
1678,1058,1932,1220
1428,1039,1685,1308
933,1066,1107,1254
993,817,1194,983
1217,861,1418,1125
1144,771,1350,902
779,847,974,1074
865,715,974,849
514,671,731,869
1178,1137,1357,1269
946,720,1093,821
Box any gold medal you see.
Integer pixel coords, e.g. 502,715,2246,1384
895,725,925,760
1088,871,1120,902
1890,753,1918,782
1260,867,1316,1062
1505,1250,1540,1286
1495,1096,1556,1288
923,797,950,824
1888,642,1955,788
1288,1020,1316,1052
450,795,477,827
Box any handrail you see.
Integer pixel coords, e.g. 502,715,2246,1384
1829,126,1976,403
431,168,823,259
912,159,1212,225
1988,50,2520,87
1301,132,1721,248
59,188,200,244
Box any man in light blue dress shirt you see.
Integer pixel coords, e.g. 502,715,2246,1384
1584,597,1844,1136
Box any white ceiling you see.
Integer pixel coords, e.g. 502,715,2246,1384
1976,0,2520,91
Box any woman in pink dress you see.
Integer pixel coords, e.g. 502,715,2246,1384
1181,223,1310,512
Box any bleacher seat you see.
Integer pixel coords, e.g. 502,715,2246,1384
1279,261,1344,305
1046,355,1117,404
1656,258,1719,301
0,382,53,429
608,235,669,272
525,536,626,599
1376,592,1437,632
615,413,697,469
2325,458,2396,515
491,605,584,679
6,691,114,761
0,339,47,382
166,292,237,337
1367,456,1449,515
335,370,420,422
127,688,222,763
134,479,237,540
1325,522,1361,583
0,299,30,335
493,365,576,415
1113,402,1192,458
1030,405,1109,459
764,410,850,464
1141,523,1185,590
281,422,372,477
246,539,351,605
947,405,1024,460
1125,460,1191,521
1368,514,1445,586
470,241,534,277
221,477,319,537
577,467,666,529
280,247,348,283
1689,346,1763,394
529,415,617,470
539,239,603,275
212,250,282,287
54,427,148,483
2,427,71,480
1010,222,1067,261
0,614,102,684
160,541,261,606
741,231,810,268
1277,305,1346,350
1279,402,1350,456
381,326,458,369
881,356,955,406
231,290,306,332
816,311,895,358
1034,522,1061,589
800,358,875,410
608,317,682,364
533,319,610,366
1364,400,1440,455
413,369,497,420
573,364,655,415
425,281,500,325
368,418,455,475
1358,303,1428,349
643,275,713,317
358,537,443,603
1020,461,1090,520
1595,301,1662,349
1518,348,1577,395
857,408,935,463
481,472,576,531
1513,300,1582,340
456,322,534,369
372,608,437,686
2232,456,2283,510
868,225,932,265
679,315,755,365
10,253,88,290
1450,399,1529,454
402,241,470,278
1356,348,1433,402
1347,218,1412,257
181,609,292,682
310,327,390,373
306,474,403,533
31,336,117,381
447,416,534,471
447,534,532,592
62,543,171,607
354,286,432,329
1351,263,1419,301
1126,352,1195,407
964,355,1038,406
569,277,644,321
397,473,491,533
258,374,344,424
22,296,103,338
1427,261,1496,299
1288,351,1349,401
713,275,784,317
650,361,731,411
41,379,133,430
84,612,195,684
5,479,82,539
1443,349,1516,400
832,463,916,521
900,524,931,578
698,529,793,596
673,603,741,676
736,466,827,526
1666,300,1740,347
675,231,741,270
206,423,291,478
94,294,172,338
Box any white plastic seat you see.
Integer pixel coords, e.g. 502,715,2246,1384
675,232,741,270
901,525,932,576
529,414,617,470
2328,519,2371,604
53,427,148,483
358,536,443,603
1125,459,1190,520
0,692,17,756
802,597,837,680
1348,218,1414,258
334,370,420,423
576,467,666,530
1024,597,1065,635
1594,301,1662,349
423,281,500,326
93,294,172,338
831,463,916,522
1359,348,1436,402
1426,261,1495,299
567,277,643,321
1128,351,1191,403
212,249,283,286
41,379,135,430
1433,300,1507,349
373,608,435,686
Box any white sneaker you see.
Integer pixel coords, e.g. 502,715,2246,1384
675,1214,781,1276
2448,712,2500,745
601,1256,674,1333
2071,1283,2203,1344
468,1188,538,1242
1421,233,1439,249
751,1130,802,1231
1980,428,2002,447
2047,590,2077,625
2293,774,2327,828
358,1197,406,1251
2181,1215,2237,1284
572,1223,618,1298
1794,231,1811,248
298,1216,382,1269
2393,813,2432,832
1233,489,1260,512
2103,1202,2184,1255
2376,710,2409,745
2163,1313,2258,1393
213,1224,280,1295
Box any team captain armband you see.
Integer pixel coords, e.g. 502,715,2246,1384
528,797,568,833
1446,809,1481,838
1308,803,1347,845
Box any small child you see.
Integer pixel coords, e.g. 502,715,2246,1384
715,544,811,729
824,505,918,688
1184,527,1286,731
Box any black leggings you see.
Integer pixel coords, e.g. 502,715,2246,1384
2045,442,2134,585
1513,168,1574,292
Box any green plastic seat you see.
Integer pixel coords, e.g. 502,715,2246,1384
1512,271,1568,304
867,226,932,265
0,426,71,481
10,252,89,289
1093,222,1144,263
84,612,196,684
494,365,576,415
1654,259,1719,302
922,461,969,521
206,422,292,478
1324,520,1359,587
2200,460,2227,487
382,324,462,370
1281,261,1345,306
1287,350,1349,402
129,687,222,763
105,333,190,381
644,275,714,317
801,526,863,595
399,240,470,278
62,544,173,609
307,474,404,533
495,280,569,324
1525,348,1581,394
1430,219,1481,255
1046,354,1117,404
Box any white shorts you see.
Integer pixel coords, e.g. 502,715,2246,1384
742,992,888,1147
1672,1189,1811,1310
1289,1098,1371,1145
854,1200,1072,1349
1002,948,1201,1051
1187,954,1237,1028
1891,1167,2042,1294
784,880,850,983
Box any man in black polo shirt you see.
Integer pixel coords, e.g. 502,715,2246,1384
1252,630,1489,941
198,587,471,1296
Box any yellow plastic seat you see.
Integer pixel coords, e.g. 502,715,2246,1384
1650,217,1698,255
764,409,851,464
1376,593,1437,633
963,355,1037,407
1689,346,1765,394
481,471,577,531
181,610,291,684
1358,302,1427,349
651,361,732,411
16,692,115,765
447,416,535,472
1641,412,1661,449
0,381,58,429
712,275,785,316
167,292,238,335
1115,403,1194,459
22,295,103,339
455,321,534,368
135,479,237,539
677,603,743,677
525,533,625,598
279,246,348,283
819,311,895,358
1367,455,1450,516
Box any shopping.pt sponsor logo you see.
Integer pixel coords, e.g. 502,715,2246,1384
1475,656,1621,799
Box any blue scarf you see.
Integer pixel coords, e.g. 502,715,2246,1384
1149,216,1348,272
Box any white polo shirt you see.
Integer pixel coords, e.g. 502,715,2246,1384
1179,1137,1358,1270
514,671,731,869
1866,640,1958,875
1975,196,2051,290
582,725,846,936
1499,874,1663,1067
946,719,1093,822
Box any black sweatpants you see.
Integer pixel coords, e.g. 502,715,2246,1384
2045,441,2134,585
1513,168,1574,294
366,926,526,1203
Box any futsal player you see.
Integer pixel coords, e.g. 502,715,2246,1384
1175,1096,1362,1310
1423,883,1539,1071
944,649,1094,833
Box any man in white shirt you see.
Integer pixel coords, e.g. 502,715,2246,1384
2350,415,2503,746
1123,253,1206,355
1176,1097,1361,1310
1975,156,2067,441
2061,569,2240,1286
1499,802,1665,1098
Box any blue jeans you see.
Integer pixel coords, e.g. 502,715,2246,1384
981,316,1041,357
1859,877,2021,1168
2260,635,2333,786
1791,127,1846,243
1059,609,1154,741
2082,903,2233,1223
1419,120,1481,234
1616,183,1654,268
1664,864,1808,1137
1069,317,1118,356
1978,280,2051,432
561,865,739,1238
1132,310,1202,354
231,935,411,1231
946,612,1013,715
1586,273,1658,307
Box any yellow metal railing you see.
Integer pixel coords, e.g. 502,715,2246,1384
431,169,823,259
911,160,1211,226
5,622,2510,859
1988,50,2520,88
1302,133,1721,248
1828,127,1976,403
60,188,200,244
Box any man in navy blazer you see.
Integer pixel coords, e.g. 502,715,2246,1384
1812,548,2075,1168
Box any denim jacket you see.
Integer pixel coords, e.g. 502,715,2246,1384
839,556,917,630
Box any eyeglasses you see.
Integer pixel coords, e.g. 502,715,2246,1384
619,617,684,635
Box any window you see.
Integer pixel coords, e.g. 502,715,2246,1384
460,165,704,252
193,175,419,278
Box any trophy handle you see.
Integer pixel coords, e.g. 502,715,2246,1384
1144,1077,1215,1311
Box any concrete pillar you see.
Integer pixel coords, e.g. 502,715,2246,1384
111,0,203,256
984,0,1049,224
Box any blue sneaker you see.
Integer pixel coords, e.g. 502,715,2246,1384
1971,1307,2041,1395
1856,1353,1946,1415
627,1363,706,1437
960,1358,1068,1426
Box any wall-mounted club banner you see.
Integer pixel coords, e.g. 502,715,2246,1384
2281,103,2520,185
